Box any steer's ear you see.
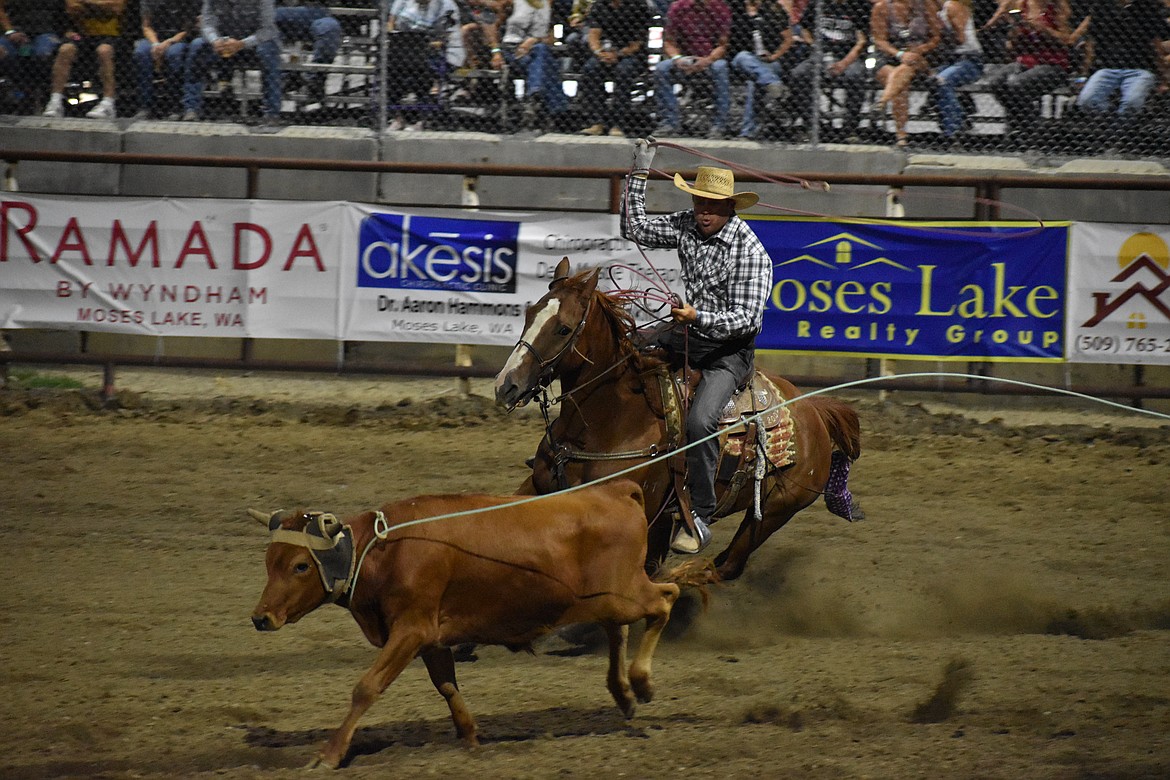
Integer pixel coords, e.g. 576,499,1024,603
549,256,571,289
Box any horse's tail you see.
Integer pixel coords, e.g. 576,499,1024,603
806,395,862,460
654,558,720,607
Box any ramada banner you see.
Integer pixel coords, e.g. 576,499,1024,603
8,194,1155,364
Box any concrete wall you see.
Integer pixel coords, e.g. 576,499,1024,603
5,116,1166,222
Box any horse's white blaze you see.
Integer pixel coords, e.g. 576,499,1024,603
496,298,561,388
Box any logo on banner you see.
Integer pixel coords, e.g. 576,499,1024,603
358,213,519,293
1080,232,1170,329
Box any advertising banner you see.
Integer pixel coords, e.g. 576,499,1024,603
1067,223,1170,364
338,204,679,345
0,195,344,339
749,217,1070,360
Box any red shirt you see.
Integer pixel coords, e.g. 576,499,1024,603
666,0,732,57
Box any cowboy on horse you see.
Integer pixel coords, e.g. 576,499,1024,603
621,138,773,554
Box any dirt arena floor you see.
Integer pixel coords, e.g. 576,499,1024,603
2,367,1169,780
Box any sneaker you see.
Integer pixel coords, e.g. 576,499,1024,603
670,515,712,555
705,125,726,140
608,126,625,137
86,97,116,119
132,108,151,121
179,109,199,122
580,123,605,136
652,123,681,137
405,120,425,131
388,116,405,131
42,95,64,118
764,81,789,105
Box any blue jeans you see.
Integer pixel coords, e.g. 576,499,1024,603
933,56,983,137
183,36,283,118
133,38,190,110
656,328,754,519
1076,68,1156,119
274,6,342,64
732,50,782,137
654,56,730,131
0,32,61,62
504,42,567,113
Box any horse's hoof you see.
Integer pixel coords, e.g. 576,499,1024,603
305,754,339,771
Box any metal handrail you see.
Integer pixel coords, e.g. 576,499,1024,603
4,148,1170,214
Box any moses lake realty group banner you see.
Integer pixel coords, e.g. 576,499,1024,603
1,194,1168,364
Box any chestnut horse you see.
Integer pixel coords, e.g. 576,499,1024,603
494,259,862,581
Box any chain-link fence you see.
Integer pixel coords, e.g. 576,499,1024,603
1,0,1167,157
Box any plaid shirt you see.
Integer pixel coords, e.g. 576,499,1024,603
620,174,772,342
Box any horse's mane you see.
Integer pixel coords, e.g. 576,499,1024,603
559,268,665,372
594,288,665,372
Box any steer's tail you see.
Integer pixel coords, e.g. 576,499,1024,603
654,558,719,607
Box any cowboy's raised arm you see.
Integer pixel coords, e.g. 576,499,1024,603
620,139,683,249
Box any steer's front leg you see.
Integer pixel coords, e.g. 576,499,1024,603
310,628,426,769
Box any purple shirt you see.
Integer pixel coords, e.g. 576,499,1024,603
666,0,731,57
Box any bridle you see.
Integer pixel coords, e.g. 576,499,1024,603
511,292,594,406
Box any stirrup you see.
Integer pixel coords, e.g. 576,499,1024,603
670,516,711,554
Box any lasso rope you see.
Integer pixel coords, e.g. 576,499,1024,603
365,372,1170,535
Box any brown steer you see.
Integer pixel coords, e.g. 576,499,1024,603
249,479,710,769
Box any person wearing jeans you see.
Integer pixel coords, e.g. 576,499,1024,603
182,0,282,121
621,143,771,555
132,0,201,118
729,0,795,139
654,0,733,138
931,0,983,140
486,0,568,127
1072,0,1170,138
276,1,342,100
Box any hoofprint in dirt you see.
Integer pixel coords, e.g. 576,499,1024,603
1,369,1167,779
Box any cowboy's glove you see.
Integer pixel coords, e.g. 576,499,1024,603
632,137,657,174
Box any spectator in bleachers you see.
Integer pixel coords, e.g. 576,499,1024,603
42,0,127,119
485,0,568,127
0,1,68,114
728,0,796,139
275,2,343,103
462,0,500,71
181,0,283,123
981,0,1073,140
870,0,942,147
931,0,985,142
1071,0,1170,133
385,0,465,130
577,0,651,136
786,0,870,141
654,0,733,138
132,0,200,119
561,0,596,72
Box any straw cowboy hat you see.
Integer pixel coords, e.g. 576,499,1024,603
672,166,759,210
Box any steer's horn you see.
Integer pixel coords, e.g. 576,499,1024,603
316,512,343,539
247,508,269,525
